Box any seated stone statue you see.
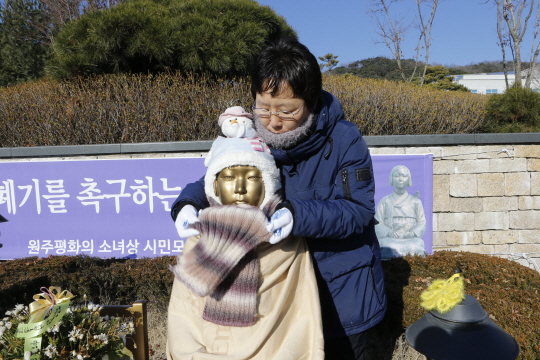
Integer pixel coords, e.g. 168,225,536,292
167,114,324,360
375,165,426,259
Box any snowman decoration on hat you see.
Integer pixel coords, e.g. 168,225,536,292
205,106,270,167
219,106,257,139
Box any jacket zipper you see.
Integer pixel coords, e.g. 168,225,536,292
341,169,352,200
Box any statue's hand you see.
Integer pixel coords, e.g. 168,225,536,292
175,205,201,238
266,208,294,244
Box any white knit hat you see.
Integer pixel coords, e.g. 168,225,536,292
204,136,281,209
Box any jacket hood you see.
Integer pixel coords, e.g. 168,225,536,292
270,90,343,165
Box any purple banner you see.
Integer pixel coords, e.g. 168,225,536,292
0,154,432,259
372,154,433,259
0,158,206,259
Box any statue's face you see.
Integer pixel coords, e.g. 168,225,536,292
392,168,409,190
214,166,265,207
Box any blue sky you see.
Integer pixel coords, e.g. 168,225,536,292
257,0,535,67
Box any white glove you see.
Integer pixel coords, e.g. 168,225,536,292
266,208,294,244
175,205,201,238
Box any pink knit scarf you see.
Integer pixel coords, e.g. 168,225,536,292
171,192,281,327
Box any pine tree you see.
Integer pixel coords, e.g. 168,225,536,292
48,0,297,78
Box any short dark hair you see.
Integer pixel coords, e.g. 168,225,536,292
251,38,322,111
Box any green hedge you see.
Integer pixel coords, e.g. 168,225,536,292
0,73,488,148
1,251,539,359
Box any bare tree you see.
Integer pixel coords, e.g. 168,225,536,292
368,0,416,82
415,0,439,86
368,0,440,85
494,0,512,89
493,0,540,88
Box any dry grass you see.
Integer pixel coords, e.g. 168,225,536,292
148,306,168,360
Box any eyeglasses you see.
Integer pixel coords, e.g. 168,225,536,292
252,102,304,121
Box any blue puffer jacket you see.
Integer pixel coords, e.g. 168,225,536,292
171,90,387,338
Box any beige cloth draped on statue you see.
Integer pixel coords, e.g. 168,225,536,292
166,235,324,360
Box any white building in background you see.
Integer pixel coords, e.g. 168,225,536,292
452,70,540,94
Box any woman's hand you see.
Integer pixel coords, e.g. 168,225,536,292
266,208,294,244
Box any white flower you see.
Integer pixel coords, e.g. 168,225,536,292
5,322,12,329
52,321,61,333
0,321,3,326
66,307,73,314
15,304,24,312
68,328,79,342
77,355,83,360
78,333,84,340
24,351,31,360
44,344,58,358
71,350,77,357
103,315,109,321
94,333,108,344
2,317,8,321
5,311,11,316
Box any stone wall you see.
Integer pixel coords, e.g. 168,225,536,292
369,144,540,270
2,135,540,270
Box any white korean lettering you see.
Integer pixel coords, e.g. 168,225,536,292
0,180,16,214
172,240,184,253
77,178,104,213
143,239,156,254
113,240,125,254
28,240,40,255
98,240,112,253
104,180,131,214
126,239,139,254
42,180,70,213
54,240,66,254
18,179,41,214
158,178,182,212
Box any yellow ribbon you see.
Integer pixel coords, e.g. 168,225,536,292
420,273,465,314
16,287,75,360
28,286,74,323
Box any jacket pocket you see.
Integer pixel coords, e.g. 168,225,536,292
317,245,374,283
326,263,384,329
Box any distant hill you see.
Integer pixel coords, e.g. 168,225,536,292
330,57,527,80
331,57,424,81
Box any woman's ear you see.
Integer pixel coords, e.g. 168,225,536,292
214,179,219,197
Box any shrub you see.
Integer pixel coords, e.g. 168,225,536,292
1,251,539,359
0,73,252,147
0,73,489,147
47,0,296,79
324,75,487,135
484,84,540,133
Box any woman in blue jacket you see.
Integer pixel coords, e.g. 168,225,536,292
172,38,386,360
